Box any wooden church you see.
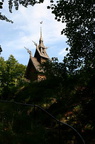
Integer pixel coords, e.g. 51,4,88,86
25,28,50,81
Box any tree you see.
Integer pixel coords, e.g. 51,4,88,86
0,57,6,96
0,55,26,99
48,0,95,71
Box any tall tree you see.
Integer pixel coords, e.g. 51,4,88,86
48,0,95,71
0,55,26,99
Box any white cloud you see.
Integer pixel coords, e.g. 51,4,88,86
0,0,68,64
59,49,68,56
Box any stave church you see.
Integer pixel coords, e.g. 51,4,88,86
25,27,50,81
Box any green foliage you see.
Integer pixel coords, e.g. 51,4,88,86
0,1,95,143
0,101,83,144
15,60,69,105
49,0,95,71
0,55,26,99
0,57,95,143
41,59,68,80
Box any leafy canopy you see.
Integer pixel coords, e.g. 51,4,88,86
0,55,26,99
48,0,95,71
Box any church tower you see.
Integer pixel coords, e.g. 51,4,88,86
34,27,49,63
25,27,50,81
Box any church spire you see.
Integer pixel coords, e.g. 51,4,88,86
39,23,43,44
34,22,49,59
39,22,45,48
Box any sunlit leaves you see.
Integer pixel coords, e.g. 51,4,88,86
0,55,26,99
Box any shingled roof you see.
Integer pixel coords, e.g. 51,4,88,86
30,56,43,72
35,45,49,59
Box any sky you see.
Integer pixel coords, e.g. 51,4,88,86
0,0,68,65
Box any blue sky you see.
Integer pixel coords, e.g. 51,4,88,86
0,0,68,65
